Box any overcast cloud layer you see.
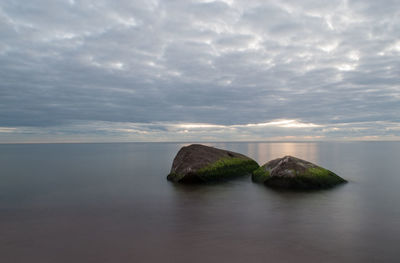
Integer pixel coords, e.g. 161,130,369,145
1,0,399,142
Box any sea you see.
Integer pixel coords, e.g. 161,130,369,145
1,142,400,262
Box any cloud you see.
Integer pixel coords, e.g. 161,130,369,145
0,0,399,142
1,119,399,143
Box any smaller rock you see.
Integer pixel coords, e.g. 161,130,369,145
252,156,347,190
167,144,259,183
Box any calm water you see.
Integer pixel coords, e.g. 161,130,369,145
1,142,400,262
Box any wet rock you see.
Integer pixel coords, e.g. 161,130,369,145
252,156,347,189
167,144,259,183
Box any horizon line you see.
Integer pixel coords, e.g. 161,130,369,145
1,139,400,145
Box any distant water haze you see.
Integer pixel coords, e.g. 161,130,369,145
1,142,400,262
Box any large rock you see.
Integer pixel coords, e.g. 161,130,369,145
167,144,259,183
252,156,347,189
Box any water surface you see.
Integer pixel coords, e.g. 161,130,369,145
1,142,400,262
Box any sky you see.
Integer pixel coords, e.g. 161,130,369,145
0,0,399,142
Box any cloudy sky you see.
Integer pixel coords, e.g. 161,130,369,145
0,0,399,142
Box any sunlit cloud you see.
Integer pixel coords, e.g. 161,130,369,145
241,119,321,128
0,127,17,133
1,120,399,143
176,123,226,129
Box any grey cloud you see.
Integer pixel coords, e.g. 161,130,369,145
0,0,399,141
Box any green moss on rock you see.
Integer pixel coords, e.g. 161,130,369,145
195,157,259,182
167,144,259,183
294,167,347,188
251,166,270,183
166,172,185,182
253,156,347,190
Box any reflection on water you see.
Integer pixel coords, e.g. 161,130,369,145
179,142,319,165
1,142,400,263
251,142,318,164
212,142,319,165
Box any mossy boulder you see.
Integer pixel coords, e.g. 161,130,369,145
252,156,346,190
167,144,259,183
